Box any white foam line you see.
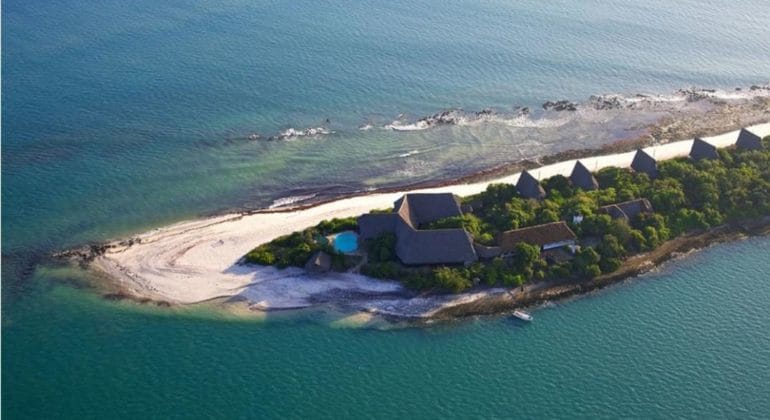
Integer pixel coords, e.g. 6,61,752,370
93,123,770,306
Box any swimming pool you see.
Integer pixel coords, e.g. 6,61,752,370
333,231,359,253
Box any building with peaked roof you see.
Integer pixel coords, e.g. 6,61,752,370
357,193,477,265
358,213,398,241
736,128,763,151
516,170,546,200
690,138,719,161
599,198,654,222
498,221,577,253
393,193,463,228
395,227,477,265
570,161,599,190
305,251,332,272
631,149,658,179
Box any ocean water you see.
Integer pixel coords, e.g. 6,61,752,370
3,0,770,417
4,237,770,418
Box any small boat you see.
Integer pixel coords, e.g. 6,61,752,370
512,310,533,321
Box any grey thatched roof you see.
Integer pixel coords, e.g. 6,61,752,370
599,198,653,221
690,138,719,161
631,149,658,178
498,222,576,251
516,170,546,200
600,205,626,220
357,192,477,265
393,193,462,227
358,213,398,241
736,128,763,150
570,161,599,190
474,243,503,259
305,251,332,272
395,224,477,265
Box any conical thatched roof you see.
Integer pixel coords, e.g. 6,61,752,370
516,170,546,200
569,161,599,190
690,138,719,161
394,193,462,228
736,128,763,151
631,149,658,178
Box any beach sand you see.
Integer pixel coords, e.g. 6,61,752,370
92,123,770,313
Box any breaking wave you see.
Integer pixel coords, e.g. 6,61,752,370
268,193,318,209
381,84,770,133
398,149,421,158
240,83,769,142
272,126,333,141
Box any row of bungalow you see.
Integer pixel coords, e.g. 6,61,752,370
354,128,764,267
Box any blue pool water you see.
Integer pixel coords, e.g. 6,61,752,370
333,231,359,253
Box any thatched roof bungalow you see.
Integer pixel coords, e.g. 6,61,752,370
498,221,577,252
736,128,763,151
570,161,599,190
631,149,658,179
599,198,653,221
305,251,332,272
690,138,719,161
516,170,546,200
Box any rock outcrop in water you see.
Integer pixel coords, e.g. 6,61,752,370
542,100,578,111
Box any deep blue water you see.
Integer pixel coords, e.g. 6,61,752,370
3,0,770,417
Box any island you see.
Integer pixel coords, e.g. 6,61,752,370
80,124,770,320
245,127,770,303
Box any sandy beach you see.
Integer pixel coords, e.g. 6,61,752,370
91,122,770,314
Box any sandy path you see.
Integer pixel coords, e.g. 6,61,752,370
93,123,770,306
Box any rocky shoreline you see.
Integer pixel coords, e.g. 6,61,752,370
425,217,770,323
239,96,770,216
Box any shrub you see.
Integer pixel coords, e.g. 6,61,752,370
433,267,472,293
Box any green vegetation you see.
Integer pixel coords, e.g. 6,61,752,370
250,137,770,294
244,217,359,269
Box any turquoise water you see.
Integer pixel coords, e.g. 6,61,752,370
4,238,770,418
4,0,770,417
333,231,359,253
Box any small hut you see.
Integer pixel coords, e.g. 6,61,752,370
631,149,658,179
599,198,654,222
497,221,577,252
305,251,332,272
569,161,599,190
516,170,546,200
735,128,763,151
690,138,719,161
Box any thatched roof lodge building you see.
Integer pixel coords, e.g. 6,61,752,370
631,149,658,179
599,198,654,221
516,170,546,200
690,137,719,161
358,193,477,266
736,128,763,151
498,221,577,252
570,161,599,190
